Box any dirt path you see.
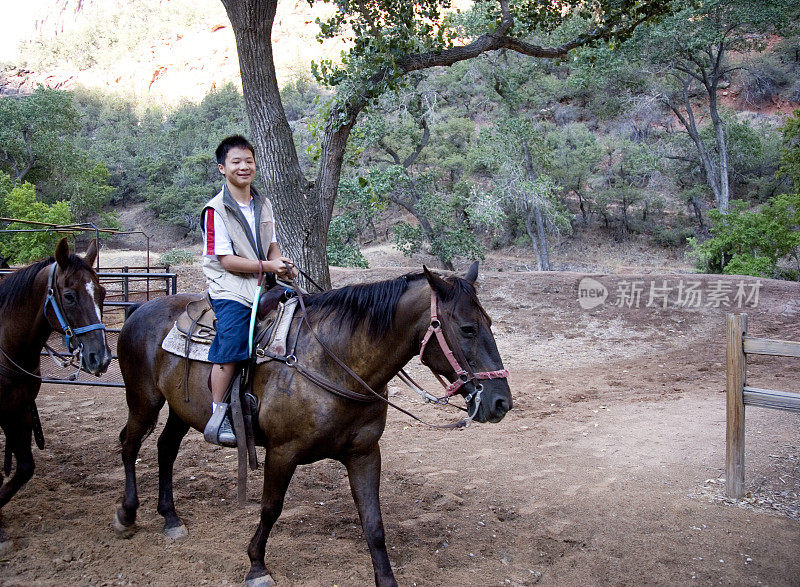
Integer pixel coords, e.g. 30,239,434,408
1,265,799,586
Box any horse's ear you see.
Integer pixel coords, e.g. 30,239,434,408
423,265,452,298
84,239,98,268
464,261,479,284
55,238,70,269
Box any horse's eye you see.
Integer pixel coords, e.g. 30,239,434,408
63,290,77,305
460,324,477,338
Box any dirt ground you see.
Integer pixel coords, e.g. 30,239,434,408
1,252,799,586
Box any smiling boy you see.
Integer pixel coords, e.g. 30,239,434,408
201,135,295,446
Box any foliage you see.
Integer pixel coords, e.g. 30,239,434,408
623,0,800,212
341,79,489,268
327,216,369,268
0,87,116,220
312,0,673,102
592,137,661,236
19,0,205,73
74,83,250,230
324,176,378,268
741,53,791,108
470,116,571,235
159,249,197,266
0,175,73,263
779,110,800,189
367,166,486,267
546,123,604,226
689,195,800,278
688,110,800,279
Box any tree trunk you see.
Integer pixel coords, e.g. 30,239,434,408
668,47,731,214
522,139,551,270
576,190,589,226
532,203,550,270
708,75,730,213
386,188,452,270
524,211,544,271
222,0,334,289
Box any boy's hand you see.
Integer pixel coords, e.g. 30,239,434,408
264,257,297,279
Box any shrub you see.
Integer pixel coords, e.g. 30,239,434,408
0,176,73,263
159,249,197,266
688,194,800,278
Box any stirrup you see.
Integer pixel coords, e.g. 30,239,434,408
204,403,235,446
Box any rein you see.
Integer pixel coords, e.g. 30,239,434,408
289,287,474,429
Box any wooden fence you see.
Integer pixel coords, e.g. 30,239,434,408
725,313,800,498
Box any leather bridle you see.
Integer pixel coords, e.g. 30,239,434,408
43,262,106,353
0,262,107,382
418,290,509,402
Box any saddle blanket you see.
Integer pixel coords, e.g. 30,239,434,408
161,297,298,364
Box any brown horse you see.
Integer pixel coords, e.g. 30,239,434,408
0,238,111,554
114,262,511,586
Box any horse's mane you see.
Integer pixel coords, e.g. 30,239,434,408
0,254,91,314
0,258,53,313
304,272,428,336
303,270,485,335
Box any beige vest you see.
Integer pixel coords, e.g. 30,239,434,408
201,185,276,306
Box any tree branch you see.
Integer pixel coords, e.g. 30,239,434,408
377,138,402,165
402,117,429,168
397,8,657,74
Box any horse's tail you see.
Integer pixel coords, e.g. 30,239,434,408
124,303,143,321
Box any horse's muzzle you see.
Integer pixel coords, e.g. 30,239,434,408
83,344,112,376
471,379,512,423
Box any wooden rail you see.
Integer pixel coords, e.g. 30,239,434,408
725,313,800,498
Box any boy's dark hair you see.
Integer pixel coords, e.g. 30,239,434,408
215,135,255,165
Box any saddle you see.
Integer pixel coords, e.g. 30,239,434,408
176,295,216,343
175,286,291,345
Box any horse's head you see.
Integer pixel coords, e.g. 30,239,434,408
49,238,112,375
420,262,512,423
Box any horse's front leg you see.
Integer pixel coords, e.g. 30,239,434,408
343,447,398,587
246,450,298,587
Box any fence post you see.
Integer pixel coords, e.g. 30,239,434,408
726,313,747,498
122,266,129,303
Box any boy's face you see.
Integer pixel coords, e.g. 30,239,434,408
219,146,256,189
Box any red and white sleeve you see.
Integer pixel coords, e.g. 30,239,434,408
203,208,234,257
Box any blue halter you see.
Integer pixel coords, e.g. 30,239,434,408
43,262,106,351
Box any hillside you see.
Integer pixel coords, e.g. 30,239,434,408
0,0,341,103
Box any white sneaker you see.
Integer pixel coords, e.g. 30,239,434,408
217,414,236,447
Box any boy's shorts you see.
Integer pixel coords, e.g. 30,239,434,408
208,298,252,363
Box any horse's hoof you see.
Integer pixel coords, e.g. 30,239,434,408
112,511,137,539
245,573,276,587
163,523,188,540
